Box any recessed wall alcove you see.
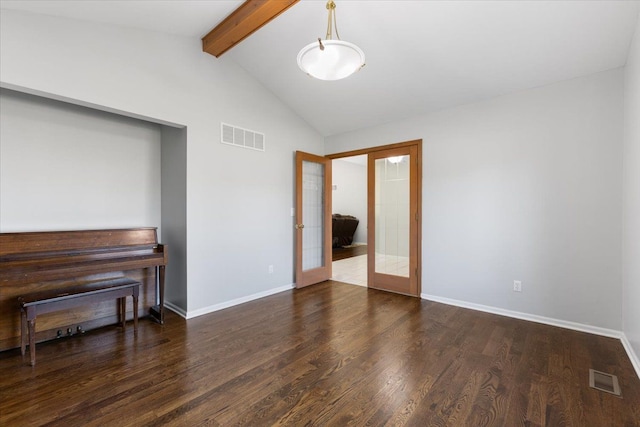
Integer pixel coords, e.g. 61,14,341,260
0,84,187,312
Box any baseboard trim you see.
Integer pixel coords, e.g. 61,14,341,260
421,293,640,379
164,300,187,318
185,284,295,319
421,293,622,338
620,334,640,380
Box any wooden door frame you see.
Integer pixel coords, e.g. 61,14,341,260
326,139,422,296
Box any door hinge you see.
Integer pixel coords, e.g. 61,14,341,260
415,267,418,277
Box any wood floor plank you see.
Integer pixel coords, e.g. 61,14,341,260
1,281,638,426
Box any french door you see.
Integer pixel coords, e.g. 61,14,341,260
367,144,420,296
296,140,421,296
295,151,332,288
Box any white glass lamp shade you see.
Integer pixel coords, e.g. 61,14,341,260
297,39,365,81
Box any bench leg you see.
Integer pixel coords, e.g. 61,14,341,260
28,318,36,366
20,309,26,356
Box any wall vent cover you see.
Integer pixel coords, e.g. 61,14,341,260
589,369,621,396
221,123,265,152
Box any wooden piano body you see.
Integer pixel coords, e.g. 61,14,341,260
0,228,167,352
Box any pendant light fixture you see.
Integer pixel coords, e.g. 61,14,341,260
297,1,365,81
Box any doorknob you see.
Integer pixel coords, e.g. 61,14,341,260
295,224,305,229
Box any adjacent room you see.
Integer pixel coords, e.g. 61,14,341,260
1,1,639,425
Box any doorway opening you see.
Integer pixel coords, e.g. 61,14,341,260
331,155,368,287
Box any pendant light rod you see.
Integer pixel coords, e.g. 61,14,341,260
325,1,341,40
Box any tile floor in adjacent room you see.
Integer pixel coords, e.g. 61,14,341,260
332,254,368,286
332,253,410,286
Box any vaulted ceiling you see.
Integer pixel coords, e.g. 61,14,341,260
1,0,639,136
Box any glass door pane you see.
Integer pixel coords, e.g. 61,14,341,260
302,160,325,271
374,155,410,277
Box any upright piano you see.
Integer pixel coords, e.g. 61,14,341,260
0,227,167,352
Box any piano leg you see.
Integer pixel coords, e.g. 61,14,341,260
149,265,165,324
159,265,165,324
120,297,126,329
133,285,139,332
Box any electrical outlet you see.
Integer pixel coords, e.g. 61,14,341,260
513,280,522,292
268,265,274,274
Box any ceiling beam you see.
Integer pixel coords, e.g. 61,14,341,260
202,0,299,58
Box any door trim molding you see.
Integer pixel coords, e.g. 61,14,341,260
326,139,422,159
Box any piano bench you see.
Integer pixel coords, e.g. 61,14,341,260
18,278,141,366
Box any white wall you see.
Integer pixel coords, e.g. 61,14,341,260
0,9,324,315
326,69,624,330
332,157,367,244
623,13,640,367
161,126,187,311
0,89,161,232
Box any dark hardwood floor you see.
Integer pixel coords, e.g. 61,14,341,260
333,244,367,262
1,281,639,426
